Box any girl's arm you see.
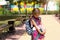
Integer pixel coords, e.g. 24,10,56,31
40,19,46,35
31,19,44,34
40,25,46,35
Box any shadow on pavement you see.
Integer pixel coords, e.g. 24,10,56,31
0,25,26,40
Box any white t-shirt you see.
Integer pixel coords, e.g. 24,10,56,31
33,25,45,31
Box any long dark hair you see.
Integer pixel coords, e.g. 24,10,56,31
32,8,40,15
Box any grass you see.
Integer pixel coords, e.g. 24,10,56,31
0,20,21,26
0,19,21,34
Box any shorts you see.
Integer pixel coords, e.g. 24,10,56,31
32,30,45,40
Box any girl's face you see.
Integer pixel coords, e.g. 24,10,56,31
34,13,40,18
32,8,40,18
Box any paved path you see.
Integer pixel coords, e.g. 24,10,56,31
41,15,60,40
5,24,26,40
4,15,60,40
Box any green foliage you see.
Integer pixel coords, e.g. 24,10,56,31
0,8,4,15
9,0,14,5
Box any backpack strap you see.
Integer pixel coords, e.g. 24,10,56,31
29,20,33,29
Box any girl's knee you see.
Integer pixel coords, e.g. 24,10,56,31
40,38,44,40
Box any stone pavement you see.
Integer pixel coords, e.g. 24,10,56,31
5,24,27,40
2,15,60,40
40,15,60,40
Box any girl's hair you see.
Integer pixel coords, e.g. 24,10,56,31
32,8,40,15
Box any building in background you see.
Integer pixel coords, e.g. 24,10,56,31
0,0,7,5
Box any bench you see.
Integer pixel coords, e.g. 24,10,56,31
0,21,15,34
0,24,15,39
0,24,13,34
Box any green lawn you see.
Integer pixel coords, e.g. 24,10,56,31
0,20,21,26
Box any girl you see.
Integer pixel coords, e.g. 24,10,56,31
30,8,46,40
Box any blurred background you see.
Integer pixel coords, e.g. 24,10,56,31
0,0,60,25
0,0,60,15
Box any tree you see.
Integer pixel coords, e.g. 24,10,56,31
17,0,21,14
6,0,13,5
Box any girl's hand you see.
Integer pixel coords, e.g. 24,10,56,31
39,29,46,35
40,31,45,35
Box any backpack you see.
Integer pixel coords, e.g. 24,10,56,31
25,17,42,35
25,19,33,35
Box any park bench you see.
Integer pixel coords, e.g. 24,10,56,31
0,21,15,39
0,24,12,38
0,24,13,34
0,21,15,34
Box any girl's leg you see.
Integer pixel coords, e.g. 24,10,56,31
41,38,44,40
40,38,44,40
38,35,44,40
32,30,38,40
38,38,44,40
